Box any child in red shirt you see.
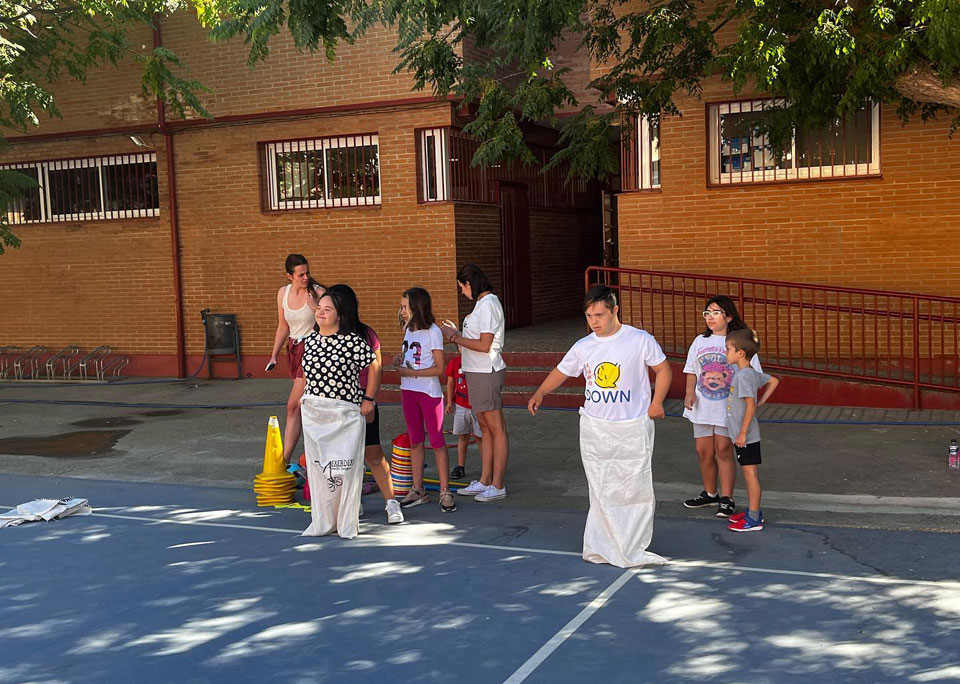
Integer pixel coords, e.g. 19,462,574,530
444,355,483,479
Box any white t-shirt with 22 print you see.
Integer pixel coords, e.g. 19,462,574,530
556,324,667,422
400,325,444,398
460,293,507,373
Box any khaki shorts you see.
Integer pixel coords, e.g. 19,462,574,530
692,423,730,439
453,404,482,438
464,369,505,413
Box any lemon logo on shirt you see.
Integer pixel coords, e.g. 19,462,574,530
594,362,620,389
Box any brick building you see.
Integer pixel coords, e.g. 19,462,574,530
604,6,960,298
0,14,601,378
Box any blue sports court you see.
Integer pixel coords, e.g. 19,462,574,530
2,473,959,684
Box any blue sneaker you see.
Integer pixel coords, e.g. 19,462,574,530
728,511,764,532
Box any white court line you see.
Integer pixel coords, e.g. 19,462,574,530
502,568,637,684
76,509,960,590
9,506,959,590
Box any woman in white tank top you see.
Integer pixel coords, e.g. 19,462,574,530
267,254,324,466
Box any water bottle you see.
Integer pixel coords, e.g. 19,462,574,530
950,439,959,470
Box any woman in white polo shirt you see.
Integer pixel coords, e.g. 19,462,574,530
441,264,510,502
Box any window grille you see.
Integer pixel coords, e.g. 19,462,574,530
261,134,381,210
707,100,880,185
1,153,159,224
621,115,661,191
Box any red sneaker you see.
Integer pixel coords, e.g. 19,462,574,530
728,512,764,532
728,511,746,523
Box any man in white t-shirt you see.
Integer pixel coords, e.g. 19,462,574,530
528,285,672,568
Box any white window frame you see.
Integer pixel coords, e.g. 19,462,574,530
419,128,451,202
708,99,880,185
265,134,381,210
636,115,661,190
1,153,159,224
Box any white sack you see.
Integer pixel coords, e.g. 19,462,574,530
1,497,92,528
579,410,666,568
300,395,366,539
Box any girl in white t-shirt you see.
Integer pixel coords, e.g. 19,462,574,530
394,287,456,513
681,295,761,518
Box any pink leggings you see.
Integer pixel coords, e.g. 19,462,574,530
401,390,445,449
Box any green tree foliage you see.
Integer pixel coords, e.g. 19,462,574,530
1,1,959,253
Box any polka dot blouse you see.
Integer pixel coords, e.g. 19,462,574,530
301,332,376,405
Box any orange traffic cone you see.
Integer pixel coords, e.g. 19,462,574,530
253,416,296,506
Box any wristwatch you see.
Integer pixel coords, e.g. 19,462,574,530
362,395,376,402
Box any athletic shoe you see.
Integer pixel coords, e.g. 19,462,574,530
475,485,507,502
385,499,404,524
716,497,736,518
457,480,488,496
683,491,720,508
439,489,457,512
451,465,466,480
399,488,429,508
728,511,746,523
728,511,763,532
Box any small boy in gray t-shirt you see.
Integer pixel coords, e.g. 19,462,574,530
724,329,779,532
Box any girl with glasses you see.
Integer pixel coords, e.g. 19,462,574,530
680,295,763,519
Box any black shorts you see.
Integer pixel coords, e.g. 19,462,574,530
735,441,762,466
364,404,380,448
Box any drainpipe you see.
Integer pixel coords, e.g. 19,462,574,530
153,19,186,378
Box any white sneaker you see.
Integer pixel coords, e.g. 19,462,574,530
475,485,507,502
457,480,488,496
385,499,404,524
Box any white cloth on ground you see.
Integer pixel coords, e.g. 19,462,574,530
0,497,92,528
300,395,366,539
579,409,666,568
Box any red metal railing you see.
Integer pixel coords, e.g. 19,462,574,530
586,266,960,407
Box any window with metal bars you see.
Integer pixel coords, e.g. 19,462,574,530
707,100,880,185
0,153,159,224
260,134,381,210
621,115,661,191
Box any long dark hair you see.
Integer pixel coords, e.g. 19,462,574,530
401,287,436,332
701,295,747,337
284,253,324,300
324,284,372,340
456,263,493,299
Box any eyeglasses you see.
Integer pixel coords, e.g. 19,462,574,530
702,310,725,318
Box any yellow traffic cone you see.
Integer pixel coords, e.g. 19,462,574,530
262,416,285,475
254,416,296,506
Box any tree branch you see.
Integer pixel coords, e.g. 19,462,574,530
895,62,960,109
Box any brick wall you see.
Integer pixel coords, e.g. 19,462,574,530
0,104,457,370
616,79,960,296
160,13,426,119
453,200,602,325
454,203,502,322
529,207,602,321
0,135,176,353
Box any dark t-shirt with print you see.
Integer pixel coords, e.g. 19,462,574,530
301,332,376,405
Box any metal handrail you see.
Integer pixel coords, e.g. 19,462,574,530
12,345,46,380
45,345,80,380
586,266,960,408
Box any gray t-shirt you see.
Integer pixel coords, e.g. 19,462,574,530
725,367,772,445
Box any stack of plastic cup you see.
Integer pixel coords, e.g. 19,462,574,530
390,433,412,498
